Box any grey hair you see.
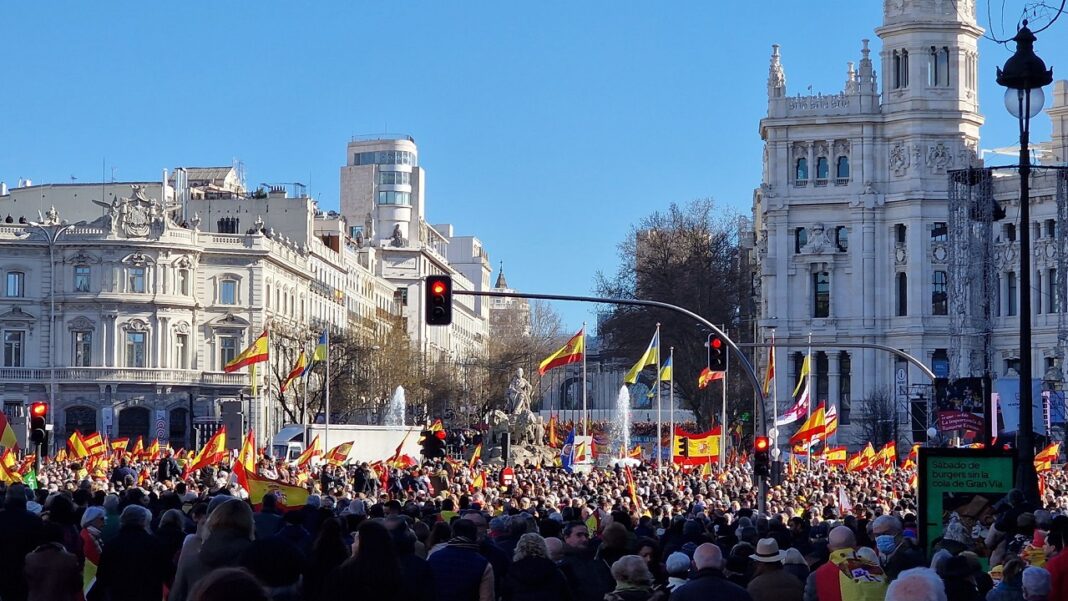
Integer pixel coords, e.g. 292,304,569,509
1023,567,1052,597
103,494,120,511
514,532,549,562
872,515,903,536
610,555,653,587
120,505,153,530
886,567,946,601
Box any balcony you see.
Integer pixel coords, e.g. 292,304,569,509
0,367,246,387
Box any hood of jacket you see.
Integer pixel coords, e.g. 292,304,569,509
200,528,252,567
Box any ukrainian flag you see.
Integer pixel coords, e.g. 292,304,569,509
624,331,659,384
659,356,673,382
304,331,328,376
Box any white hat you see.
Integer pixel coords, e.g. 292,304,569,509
750,538,785,563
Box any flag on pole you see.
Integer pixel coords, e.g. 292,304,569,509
110,438,129,454
311,331,329,365
763,334,775,396
659,356,673,382
233,431,256,491
326,442,353,466
469,443,482,470
130,436,144,459
1035,442,1061,472
792,354,811,397
224,330,269,373
825,446,848,465
824,405,838,437
247,471,309,510
67,432,89,458
184,427,228,477
698,367,724,390
539,328,585,375
624,331,660,384
82,432,106,456
281,351,307,393
0,412,17,449
296,435,323,468
789,402,826,445
548,416,559,448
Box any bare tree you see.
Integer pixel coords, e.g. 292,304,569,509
855,387,897,448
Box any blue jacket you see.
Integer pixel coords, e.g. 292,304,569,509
428,543,491,601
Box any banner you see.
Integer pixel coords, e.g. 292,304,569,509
995,378,1046,436
671,426,721,465
936,378,985,433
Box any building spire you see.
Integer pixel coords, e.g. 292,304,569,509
495,260,508,289
768,44,786,98
858,39,876,93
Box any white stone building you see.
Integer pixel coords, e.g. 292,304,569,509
339,135,490,361
752,0,1068,444
0,170,401,448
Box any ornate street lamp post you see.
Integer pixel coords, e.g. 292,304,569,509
997,20,1053,504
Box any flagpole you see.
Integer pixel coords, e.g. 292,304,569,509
581,322,588,438
325,330,331,453
250,362,259,447
668,346,675,456
655,323,662,472
721,336,728,465
806,332,812,470
771,330,778,452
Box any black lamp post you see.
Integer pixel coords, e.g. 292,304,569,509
997,20,1053,505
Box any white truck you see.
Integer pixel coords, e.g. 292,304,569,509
271,423,422,465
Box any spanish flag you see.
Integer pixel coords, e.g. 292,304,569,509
624,330,659,385
0,412,17,449
183,427,228,478
539,328,585,375
326,442,353,466
874,441,897,468
110,437,129,454
698,367,724,390
296,434,323,468
224,330,269,373
762,334,775,396
548,417,559,448
68,432,90,459
469,443,482,470
131,436,144,458
233,431,256,491
247,471,309,510
281,351,307,393
825,446,848,466
1035,442,1061,472
671,426,721,465
82,432,106,456
789,402,826,445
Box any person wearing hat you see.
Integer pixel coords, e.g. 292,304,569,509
746,538,803,601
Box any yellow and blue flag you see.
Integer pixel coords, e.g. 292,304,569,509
624,331,660,384
304,331,329,375
659,356,673,382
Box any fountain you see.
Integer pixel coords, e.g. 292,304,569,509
610,385,640,467
384,385,406,426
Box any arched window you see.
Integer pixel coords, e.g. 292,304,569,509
932,270,948,315
901,49,909,87
939,47,950,86
795,158,808,183
64,406,97,439
813,272,830,318
893,51,901,89
816,157,829,180
836,156,850,180
929,46,939,86
117,407,151,440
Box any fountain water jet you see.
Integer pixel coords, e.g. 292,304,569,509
384,385,406,426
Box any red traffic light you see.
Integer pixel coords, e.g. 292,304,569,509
711,338,723,349
754,436,769,452
30,402,48,418
431,281,447,295
435,430,446,440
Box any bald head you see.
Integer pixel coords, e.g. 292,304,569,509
693,543,724,570
829,526,857,551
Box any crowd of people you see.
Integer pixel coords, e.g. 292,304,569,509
2,445,1068,601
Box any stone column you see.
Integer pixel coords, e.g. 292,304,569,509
828,351,841,415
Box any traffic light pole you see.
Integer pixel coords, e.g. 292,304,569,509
451,288,771,513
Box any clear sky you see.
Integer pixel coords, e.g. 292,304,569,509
1,1,1065,332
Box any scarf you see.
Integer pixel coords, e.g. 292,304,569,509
445,536,480,552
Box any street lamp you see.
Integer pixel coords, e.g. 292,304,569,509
28,208,76,430
997,20,1054,504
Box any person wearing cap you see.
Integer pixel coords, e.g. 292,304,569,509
664,552,691,592
747,538,803,601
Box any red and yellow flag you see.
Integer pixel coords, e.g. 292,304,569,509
110,437,129,454
184,427,228,477
428,419,444,433
628,444,643,460
131,436,144,458
469,443,483,470
326,442,353,466
146,438,161,461
671,426,721,465
82,432,106,456
224,330,269,373
233,431,256,491
825,446,848,466
296,434,323,468
846,442,875,472
698,368,724,390
789,402,826,445
0,412,18,449
247,471,309,510
1035,442,1061,472
280,351,307,393
624,465,640,509
548,416,559,448
539,328,585,375
68,432,90,459
762,334,775,396
874,441,896,469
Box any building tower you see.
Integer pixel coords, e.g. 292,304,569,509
340,135,424,246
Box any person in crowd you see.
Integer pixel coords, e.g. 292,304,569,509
1021,567,1051,601
747,538,803,601
93,505,171,601
885,567,947,601
664,552,691,592
427,518,494,601
604,554,666,601
188,568,270,601
987,557,1027,601
874,514,926,580
24,522,82,601
169,498,256,601
502,532,571,601
253,493,284,540
558,521,615,601
670,543,752,601
803,525,887,601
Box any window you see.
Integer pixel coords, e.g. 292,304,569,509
378,171,411,185
1006,358,1021,375
1046,219,1057,238
835,156,850,180
175,334,188,369
377,190,411,205
1007,271,1018,316
938,47,950,86
795,158,808,182
815,352,829,404
3,331,24,367
74,266,90,292
72,331,92,366
813,272,830,318
932,271,948,315
220,336,239,368
894,49,910,89
355,150,416,166
217,217,240,234
6,272,24,297
835,226,849,252
795,227,808,254
125,332,146,367
128,267,145,293
177,269,189,296
897,273,908,316
838,352,851,425
895,224,907,245
815,157,829,180
893,51,901,88
1005,223,1016,242
931,222,948,242
220,280,237,305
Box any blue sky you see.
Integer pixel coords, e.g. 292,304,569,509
1,1,1065,332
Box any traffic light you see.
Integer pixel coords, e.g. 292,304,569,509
753,435,771,477
425,275,453,326
420,429,447,459
708,334,727,371
29,402,48,445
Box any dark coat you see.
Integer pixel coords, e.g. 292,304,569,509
502,556,571,601
94,524,171,601
168,528,253,601
747,566,803,601
0,502,43,601
398,552,436,601
24,543,82,601
558,546,614,601
669,568,753,601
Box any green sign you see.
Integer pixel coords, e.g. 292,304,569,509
918,448,1015,559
